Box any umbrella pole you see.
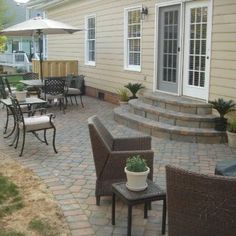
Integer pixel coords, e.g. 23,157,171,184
38,31,43,81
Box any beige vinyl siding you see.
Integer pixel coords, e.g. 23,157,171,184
210,0,236,101
44,0,161,94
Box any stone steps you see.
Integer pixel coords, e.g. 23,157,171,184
114,106,226,143
141,92,212,115
113,92,226,143
129,99,216,129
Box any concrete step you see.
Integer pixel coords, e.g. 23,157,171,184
141,92,212,115
129,99,216,129
114,106,226,144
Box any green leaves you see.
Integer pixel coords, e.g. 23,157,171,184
124,83,144,99
209,98,236,118
126,155,147,172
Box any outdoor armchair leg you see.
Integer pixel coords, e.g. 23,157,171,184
19,130,26,157
80,95,84,108
44,130,48,145
52,128,57,154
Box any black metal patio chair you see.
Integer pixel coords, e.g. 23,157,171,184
41,77,67,113
65,74,85,107
10,95,57,157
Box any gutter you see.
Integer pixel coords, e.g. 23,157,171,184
27,0,68,10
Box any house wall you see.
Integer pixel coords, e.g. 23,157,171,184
45,0,165,103
210,0,236,101
44,0,236,103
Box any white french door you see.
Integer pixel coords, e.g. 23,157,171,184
156,0,212,100
183,1,212,100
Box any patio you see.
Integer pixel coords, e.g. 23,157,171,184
0,95,236,236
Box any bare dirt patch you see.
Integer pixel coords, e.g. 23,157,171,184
0,154,70,236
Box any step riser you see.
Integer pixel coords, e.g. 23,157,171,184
114,111,227,144
130,106,215,129
141,97,212,115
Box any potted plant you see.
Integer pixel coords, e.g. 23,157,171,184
124,83,144,99
117,88,130,106
125,155,150,191
209,98,236,131
227,117,236,147
15,83,27,101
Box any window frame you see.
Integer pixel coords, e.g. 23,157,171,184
124,6,142,72
85,14,96,66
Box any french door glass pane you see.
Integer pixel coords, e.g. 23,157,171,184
188,7,208,88
162,10,179,82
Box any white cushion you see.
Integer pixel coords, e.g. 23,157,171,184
67,88,81,95
20,115,53,131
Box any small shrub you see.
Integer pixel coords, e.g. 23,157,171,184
126,155,148,172
117,88,129,102
209,98,236,118
227,117,236,133
15,84,25,91
124,83,144,99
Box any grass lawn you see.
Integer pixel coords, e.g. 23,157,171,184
5,75,23,86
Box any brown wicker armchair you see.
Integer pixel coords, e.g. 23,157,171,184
88,115,154,205
166,165,236,236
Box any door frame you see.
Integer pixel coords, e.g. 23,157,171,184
154,0,184,96
154,0,213,101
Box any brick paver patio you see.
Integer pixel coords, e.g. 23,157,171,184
0,96,236,236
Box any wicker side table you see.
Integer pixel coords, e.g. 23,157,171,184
112,180,166,236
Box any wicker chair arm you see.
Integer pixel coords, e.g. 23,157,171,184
112,136,152,151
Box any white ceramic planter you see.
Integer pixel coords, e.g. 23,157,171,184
125,167,150,191
227,131,236,148
15,91,27,102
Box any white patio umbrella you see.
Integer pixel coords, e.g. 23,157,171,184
0,16,82,80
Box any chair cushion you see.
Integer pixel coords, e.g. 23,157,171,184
20,116,53,131
67,88,81,95
215,160,236,177
41,92,64,100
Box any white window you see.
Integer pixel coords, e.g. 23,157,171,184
124,7,142,71
85,15,96,66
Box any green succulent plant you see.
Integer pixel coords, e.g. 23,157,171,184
124,83,144,99
117,88,130,102
16,83,25,91
126,155,148,172
209,98,236,118
227,117,236,133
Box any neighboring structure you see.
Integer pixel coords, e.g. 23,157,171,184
0,0,41,72
27,0,236,103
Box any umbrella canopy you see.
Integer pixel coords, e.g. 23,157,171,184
0,17,81,36
0,17,82,80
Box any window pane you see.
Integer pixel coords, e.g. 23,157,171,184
127,8,141,67
87,16,96,63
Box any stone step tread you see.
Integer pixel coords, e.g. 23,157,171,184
114,107,223,136
143,92,212,108
129,99,216,121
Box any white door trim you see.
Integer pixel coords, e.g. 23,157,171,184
153,0,212,101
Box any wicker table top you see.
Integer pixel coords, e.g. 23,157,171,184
112,180,166,204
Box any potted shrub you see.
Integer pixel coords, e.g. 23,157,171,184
209,98,236,131
125,155,150,191
15,83,27,101
227,117,236,147
124,83,144,99
117,88,130,106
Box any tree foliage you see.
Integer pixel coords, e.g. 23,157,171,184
0,0,12,52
